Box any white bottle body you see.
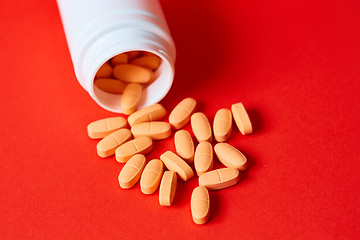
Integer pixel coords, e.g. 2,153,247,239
57,0,176,112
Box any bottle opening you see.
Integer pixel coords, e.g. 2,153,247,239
91,50,174,113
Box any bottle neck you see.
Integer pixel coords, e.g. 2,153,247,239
73,17,175,112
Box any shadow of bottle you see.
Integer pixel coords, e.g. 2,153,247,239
160,1,237,105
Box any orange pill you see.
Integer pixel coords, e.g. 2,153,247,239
160,151,194,181
131,121,171,140
214,143,247,171
140,159,164,194
94,78,127,94
113,64,154,84
199,168,240,190
128,103,167,127
174,130,194,164
95,62,112,78
191,112,212,142
111,53,128,66
121,83,142,115
191,186,210,224
231,102,252,135
194,141,213,176
169,98,197,129
130,55,161,70
96,128,132,157
87,117,127,139
213,108,232,142
115,136,153,163
118,154,146,189
127,51,141,60
159,171,177,206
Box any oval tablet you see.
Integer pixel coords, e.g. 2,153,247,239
199,168,240,190
95,62,112,78
194,141,213,176
174,130,194,164
118,154,146,189
121,83,142,115
213,108,232,142
131,121,171,140
96,128,132,157
231,102,252,135
87,117,127,139
169,98,197,129
159,171,177,206
94,78,127,94
115,136,153,163
111,53,128,66
191,112,212,142
160,151,194,181
191,186,210,224
128,104,167,127
140,159,164,194
214,143,247,171
113,64,154,84
130,55,161,70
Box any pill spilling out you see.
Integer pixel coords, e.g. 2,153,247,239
231,102,252,135
87,117,127,139
87,97,256,225
140,159,164,194
94,51,163,114
199,168,240,190
127,103,167,127
214,143,247,171
160,151,194,181
118,154,146,189
131,121,171,140
169,98,197,129
191,112,212,143
115,136,153,163
97,128,132,157
194,141,214,176
191,186,210,224
213,108,232,142
159,171,177,206
121,83,142,115
174,130,194,164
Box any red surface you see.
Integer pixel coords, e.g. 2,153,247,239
1,0,360,239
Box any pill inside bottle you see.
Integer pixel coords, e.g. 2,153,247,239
92,51,171,114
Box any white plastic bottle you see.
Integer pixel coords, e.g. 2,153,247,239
57,0,176,113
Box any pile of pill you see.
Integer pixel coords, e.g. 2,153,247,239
87,98,253,224
94,51,162,114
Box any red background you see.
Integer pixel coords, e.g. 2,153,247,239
1,0,360,239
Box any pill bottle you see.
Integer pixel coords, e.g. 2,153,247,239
57,0,176,113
